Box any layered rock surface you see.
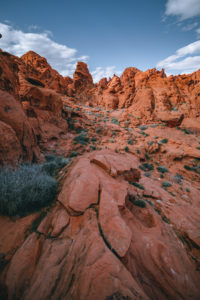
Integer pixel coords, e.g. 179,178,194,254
0,150,200,299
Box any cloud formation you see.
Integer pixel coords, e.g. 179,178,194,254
165,0,200,20
92,66,122,83
0,22,88,77
156,40,200,74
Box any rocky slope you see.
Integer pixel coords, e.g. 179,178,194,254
0,49,200,299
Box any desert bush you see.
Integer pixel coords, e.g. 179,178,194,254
162,181,172,188
139,163,154,171
42,155,69,176
111,118,120,125
74,131,90,145
157,166,168,173
0,164,57,216
130,182,144,190
139,125,148,131
124,146,129,152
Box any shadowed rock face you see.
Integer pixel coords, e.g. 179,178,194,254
0,49,200,299
0,150,200,300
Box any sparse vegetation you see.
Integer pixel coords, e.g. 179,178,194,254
74,131,90,145
0,164,58,216
162,181,172,188
139,163,154,171
130,182,144,190
157,166,168,173
124,146,129,152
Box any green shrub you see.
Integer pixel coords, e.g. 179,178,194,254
157,166,168,173
159,138,168,144
139,125,148,131
173,173,183,184
111,118,120,125
124,146,129,152
42,156,69,176
162,181,172,188
128,139,133,145
172,107,178,111
70,151,78,157
130,182,144,190
0,164,57,216
133,199,146,208
139,163,154,171
162,216,170,223
74,131,90,145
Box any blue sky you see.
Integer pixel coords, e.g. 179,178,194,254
0,0,200,81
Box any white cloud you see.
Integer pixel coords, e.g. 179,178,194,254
165,0,200,20
0,22,88,77
196,28,200,37
92,66,122,83
182,22,198,31
156,40,200,74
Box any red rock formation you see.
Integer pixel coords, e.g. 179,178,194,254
21,51,71,94
0,90,39,164
1,150,200,299
0,50,68,163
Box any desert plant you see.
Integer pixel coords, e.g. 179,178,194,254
139,163,154,171
111,118,120,125
0,164,57,216
42,155,69,176
157,166,168,173
130,182,144,190
128,139,133,145
139,125,148,131
162,181,172,188
74,131,90,145
124,146,129,152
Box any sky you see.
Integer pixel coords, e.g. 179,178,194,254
0,0,200,82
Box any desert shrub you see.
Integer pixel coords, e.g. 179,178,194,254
130,182,144,190
157,166,168,173
182,128,193,135
42,155,69,176
70,151,78,157
159,138,168,144
91,137,97,142
124,146,129,152
196,147,200,150
128,139,133,145
145,152,151,160
0,164,57,216
173,173,183,184
74,131,90,145
134,199,146,208
162,181,172,188
96,127,102,134
139,125,148,131
162,215,170,223
111,118,120,125
139,163,154,171
90,145,96,150
172,107,178,111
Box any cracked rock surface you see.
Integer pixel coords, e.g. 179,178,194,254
0,150,200,300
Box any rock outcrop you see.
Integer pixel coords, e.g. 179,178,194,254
1,150,200,299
